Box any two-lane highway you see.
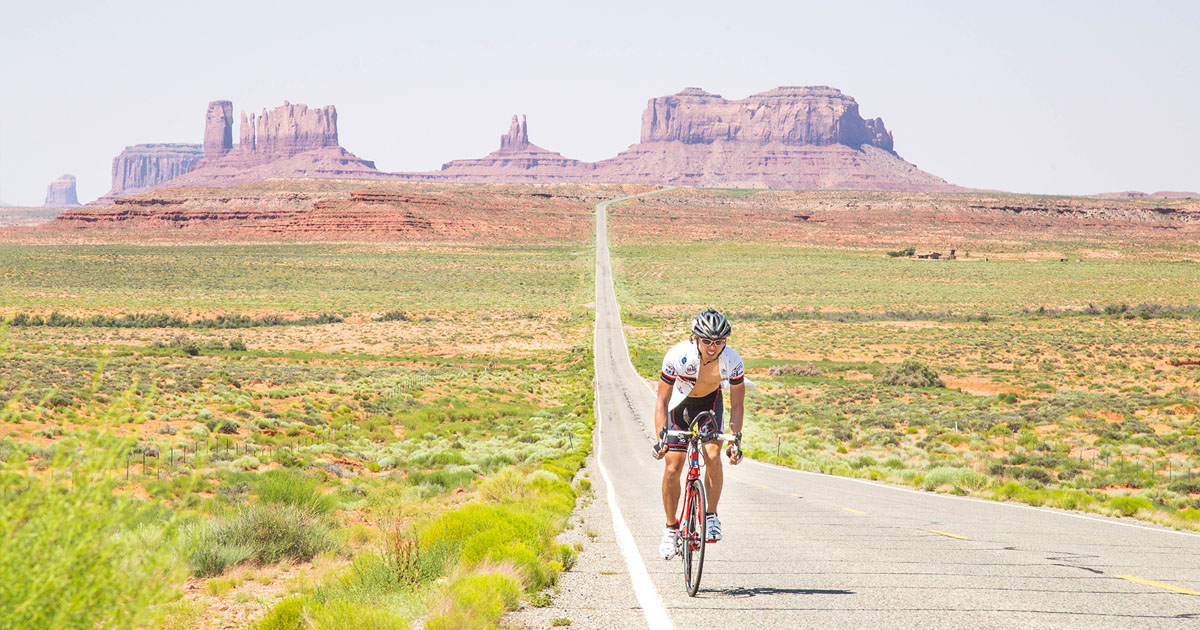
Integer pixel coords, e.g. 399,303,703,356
591,193,1200,629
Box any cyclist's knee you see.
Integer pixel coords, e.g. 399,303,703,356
663,457,684,479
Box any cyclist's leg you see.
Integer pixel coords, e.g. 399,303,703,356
702,441,723,512
662,451,686,524
661,403,690,525
702,390,726,513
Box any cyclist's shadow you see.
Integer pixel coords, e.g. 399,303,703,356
705,586,855,598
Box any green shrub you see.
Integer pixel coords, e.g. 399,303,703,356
879,359,944,388
376,310,410,322
1168,478,1200,494
189,504,337,577
1013,466,1054,485
426,572,521,630
408,469,475,493
308,600,409,630
994,481,1047,506
0,452,183,630
921,467,991,492
256,469,336,514
418,467,576,586
252,595,310,630
1109,495,1153,517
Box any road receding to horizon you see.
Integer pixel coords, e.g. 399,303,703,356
511,191,1200,630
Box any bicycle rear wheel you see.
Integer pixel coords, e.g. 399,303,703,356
682,478,707,596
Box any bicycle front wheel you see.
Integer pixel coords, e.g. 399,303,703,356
682,478,707,596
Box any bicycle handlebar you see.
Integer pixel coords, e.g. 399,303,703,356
652,426,742,460
663,429,739,442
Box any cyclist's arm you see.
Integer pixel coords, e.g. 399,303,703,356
654,378,672,442
729,381,745,434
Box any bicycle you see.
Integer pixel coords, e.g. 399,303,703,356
652,409,741,596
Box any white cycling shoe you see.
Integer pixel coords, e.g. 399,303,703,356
705,514,722,542
659,526,680,559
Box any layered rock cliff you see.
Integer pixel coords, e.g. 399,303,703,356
89,143,204,205
44,174,80,207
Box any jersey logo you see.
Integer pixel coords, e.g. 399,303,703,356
684,362,697,375
681,357,687,364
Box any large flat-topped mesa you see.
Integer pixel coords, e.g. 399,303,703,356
639,86,893,150
87,143,204,206
590,85,954,191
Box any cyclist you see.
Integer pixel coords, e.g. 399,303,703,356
654,307,745,559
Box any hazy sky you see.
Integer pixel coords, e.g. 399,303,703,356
1,0,1197,205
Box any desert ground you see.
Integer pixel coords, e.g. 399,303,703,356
2,182,1197,629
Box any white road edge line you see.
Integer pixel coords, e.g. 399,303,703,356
595,409,674,629
594,193,673,630
743,458,1200,538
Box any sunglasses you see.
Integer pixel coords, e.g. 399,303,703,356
697,337,727,347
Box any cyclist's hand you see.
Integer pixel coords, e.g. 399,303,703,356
652,427,669,460
727,431,743,465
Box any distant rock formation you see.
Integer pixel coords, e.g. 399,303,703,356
427,87,956,191
88,143,204,206
251,101,339,157
239,112,256,151
203,100,234,160
44,174,80,207
436,115,593,181
164,100,381,189
1093,190,1199,200
500,114,529,150
637,86,893,150
590,86,953,190
88,86,961,204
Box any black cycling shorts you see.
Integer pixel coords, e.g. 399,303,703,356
665,389,723,452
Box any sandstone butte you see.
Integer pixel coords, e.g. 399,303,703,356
90,144,204,206
43,173,80,207
82,86,961,207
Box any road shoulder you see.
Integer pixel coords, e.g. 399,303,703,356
503,450,646,630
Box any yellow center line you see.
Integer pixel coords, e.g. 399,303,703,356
757,484,770,489
844,508,866,515
1115,575,1200,596
929,529,970,540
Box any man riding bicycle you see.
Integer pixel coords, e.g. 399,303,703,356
654,308,745,559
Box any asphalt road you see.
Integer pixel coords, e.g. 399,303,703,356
587,193,1200,629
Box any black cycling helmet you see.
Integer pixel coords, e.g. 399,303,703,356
691,307,731,339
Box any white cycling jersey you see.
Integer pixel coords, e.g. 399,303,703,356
659,340,747,411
